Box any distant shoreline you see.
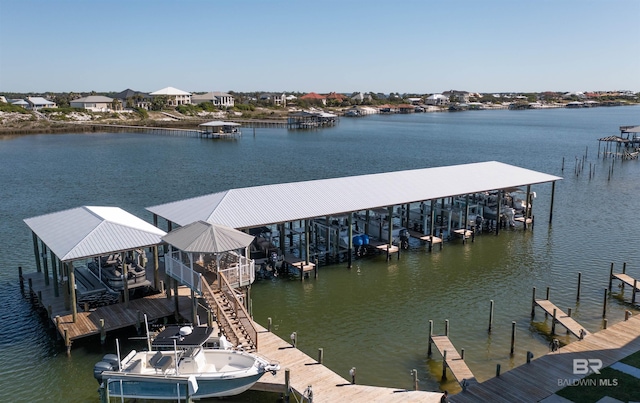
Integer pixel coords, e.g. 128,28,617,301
1,103,637,136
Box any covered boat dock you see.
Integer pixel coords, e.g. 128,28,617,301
147,161,562,271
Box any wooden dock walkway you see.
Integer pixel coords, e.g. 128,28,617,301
450,313,640,402
430,335,477,387
609,263,640,303
533,299,589,339
253,324,444,402
23,271,192,343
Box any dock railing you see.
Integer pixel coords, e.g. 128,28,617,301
219,272,258,350
165,250,202,294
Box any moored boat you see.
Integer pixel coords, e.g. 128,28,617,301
94,325,279,400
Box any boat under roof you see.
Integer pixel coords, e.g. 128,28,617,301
147,161,562,230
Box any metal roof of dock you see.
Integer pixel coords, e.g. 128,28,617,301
147,161,562,230
24,206,167,261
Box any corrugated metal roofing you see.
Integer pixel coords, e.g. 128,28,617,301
24,206,166,262
147,161,562,229
162,221,254,253
199,121,241,127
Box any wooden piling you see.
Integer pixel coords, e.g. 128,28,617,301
488,300,494,332
318,348,324,364
428,320,433,356
496,363,501,377
268,317,272,332
602,288,608,318
412,369,418,391
510,321,516,356
576,272,581,301
445,319,449,337
609,262,614,291
100,319,106,345
65,329,71,356
526,351,533,364
633,279,637,303
625,310,631,321
442,350,448,380
284,368,291,402
531,287,536,318
551,309,557,335
18,266,23,292
350,367,356,384
603,319,608,329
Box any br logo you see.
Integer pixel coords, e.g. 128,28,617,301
573,358,602,374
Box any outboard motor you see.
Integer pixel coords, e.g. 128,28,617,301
93,354,119,383
399,229,410,250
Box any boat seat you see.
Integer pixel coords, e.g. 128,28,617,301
149,351,163,368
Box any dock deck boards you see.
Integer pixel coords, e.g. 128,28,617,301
430,335,477,386
451,314,640,403
254,325,444,402
534,299,590,339
283,255,316,272
612,273,640,289
407,230,442,244
23,271,192,341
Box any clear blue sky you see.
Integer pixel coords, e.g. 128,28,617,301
1,0,638,94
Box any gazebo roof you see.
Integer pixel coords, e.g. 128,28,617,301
162,220,254,253
24,206,166,261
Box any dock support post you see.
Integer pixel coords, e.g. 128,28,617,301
495,190,501,236
602,288,608,318
412,369,418,391
577,272,582,302
445,319,449,337
551,309,557,335
314,258,319,279
64,329,71,356
318,348,323,364
441,350,447,380
350,367,356,384
510,321,516,356
461,348,465,360
546,286,550,300
32,232,41,273
625,310,631,321
100,319,106,345
531,287,536,318
284,368,290,402
633,279,637,303
488,300,494,332
28,277,33,302
428,320,433,356
527,351,533,364
18,266,23,293
496,363,501,377
622,262,627,290
42,245,49,286
299,262,304,281
69,262,77,323
567,308,572,335
609,262,614,291
549,181,556,224
603,319,608,329
347,215,352,269
268,317,272,332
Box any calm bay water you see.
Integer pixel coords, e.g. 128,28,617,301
0,106,639,401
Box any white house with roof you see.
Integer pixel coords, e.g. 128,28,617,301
258,93,286,107
150,86,191,106
11,99,30,108
70,95,114,112
191,91,235,108
425,94,448,105
26,96,57,110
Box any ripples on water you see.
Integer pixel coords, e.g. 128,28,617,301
0,106,639,400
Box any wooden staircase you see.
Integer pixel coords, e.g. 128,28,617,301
200,275,257,352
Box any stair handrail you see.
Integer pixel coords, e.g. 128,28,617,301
199,275,244,348
218,272,258,350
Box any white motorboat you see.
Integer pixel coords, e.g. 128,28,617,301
94,326,279,400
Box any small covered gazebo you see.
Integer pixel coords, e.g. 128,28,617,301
23,206,166,322
162,220,255,293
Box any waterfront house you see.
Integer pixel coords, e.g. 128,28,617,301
192,91,235,108
10,99,30,108
425,94,448,106
258,93,285,107
442,90,470,103
113,89,151,110
300,92,326,105
350,92,373,103
26,96,56,110
70,95,114,112
150,86,192,106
